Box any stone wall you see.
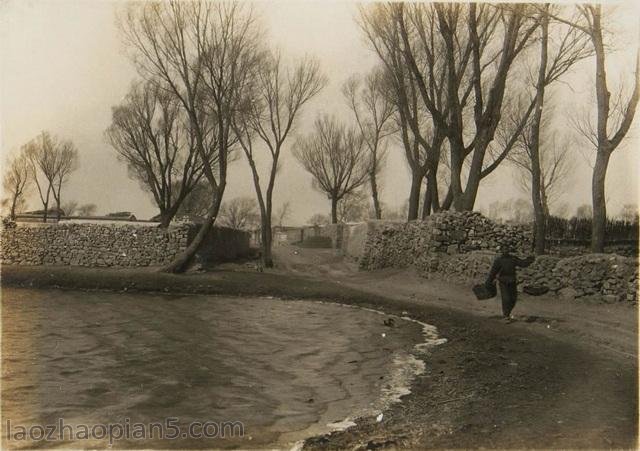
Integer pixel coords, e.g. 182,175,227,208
1,222,249,267
359,211,531,270
357,211,638,304
414,251,638,304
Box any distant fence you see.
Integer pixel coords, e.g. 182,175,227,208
546,216,639,243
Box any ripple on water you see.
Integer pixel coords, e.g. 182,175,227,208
1,288,445,449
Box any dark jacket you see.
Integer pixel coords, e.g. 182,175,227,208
487,253,533,285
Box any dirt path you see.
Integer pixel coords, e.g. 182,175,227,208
271,245,638,360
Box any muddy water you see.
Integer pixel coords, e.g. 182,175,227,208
2,288,425,449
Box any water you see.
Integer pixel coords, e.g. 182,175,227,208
1,288,430,449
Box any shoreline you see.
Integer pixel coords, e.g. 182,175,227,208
1,265,638,449
2,287,429,450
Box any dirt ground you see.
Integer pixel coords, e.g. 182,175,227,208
2,246,638,449
272,245,639,449
269,245,638,361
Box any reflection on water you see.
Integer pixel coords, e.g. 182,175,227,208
2,288,423,449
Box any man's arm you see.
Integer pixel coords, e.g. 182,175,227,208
486,258,501,285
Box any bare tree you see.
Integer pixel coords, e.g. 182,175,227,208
25,132,55,222
551,5,640,252
506,6,592,254
276,201,292,228
62,200,79,217
25,131,78,222
360,3,541,214
510,126,572,217
294,115,370,224
2,148,31,219
106,81,208,227
119,1,264,272
233,52,325,267
358,6,445,220
218,197,259,230
77,203,97,217
50,140,79,221
343,68,395,219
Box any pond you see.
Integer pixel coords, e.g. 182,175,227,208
2,288,431,449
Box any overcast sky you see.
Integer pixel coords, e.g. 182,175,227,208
1,0,638,224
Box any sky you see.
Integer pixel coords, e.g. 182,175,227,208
1,0,639,225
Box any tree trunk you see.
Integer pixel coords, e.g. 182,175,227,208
10,195,18,220
422,179,433,219
159,212,172,228
422,170,440,219
161,190,223,273
531,175,546,255
540,183,550,218
158,202,182,228
449,146,465,211
370,173,382,220
441,187,453,211
331,196,338,224
407,172,423,221
261,214,273,268
591,149,611,253
530,8,549,256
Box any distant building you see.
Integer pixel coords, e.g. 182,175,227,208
15,209,148,226
15,208,65,223
106,212,137,221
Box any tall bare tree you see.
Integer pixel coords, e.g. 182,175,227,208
361,3,541,214
233,52,325,267
343,68,395,219
119,1,264,272
25,132,56,222
294,115,370,224
504,5,592,254
551,5,640,252
510,124,572,219
50,140,79,221
358,6,445,220
2,148,31,219
25,131,78,222
106,82,208,227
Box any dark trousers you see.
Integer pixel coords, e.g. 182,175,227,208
499,281,518,317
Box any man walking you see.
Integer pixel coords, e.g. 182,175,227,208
486,245,534,322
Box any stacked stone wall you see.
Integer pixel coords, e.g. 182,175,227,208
1,222,249,267
358,211,638,304
359,211,531,270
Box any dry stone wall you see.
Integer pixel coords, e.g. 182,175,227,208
1,222,249,267
358,211,638,304
359,211,531,270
